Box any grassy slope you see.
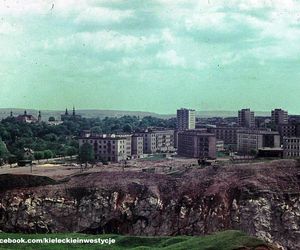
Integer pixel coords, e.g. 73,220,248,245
0,230,271,250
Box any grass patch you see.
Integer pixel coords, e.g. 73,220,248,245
140,154,166,162
0,230,270,250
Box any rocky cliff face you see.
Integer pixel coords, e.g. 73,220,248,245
0,160,299,250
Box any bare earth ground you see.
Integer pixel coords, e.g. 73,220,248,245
0,156,203,180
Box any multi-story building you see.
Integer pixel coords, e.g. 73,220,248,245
131,135,143,158
79,134,131,163
277,123,300,139
271,109,288,125
154,129,175,152
237,129,280,154
139,129,175,154
177,130,216,159
283,137,300,158
177,108,196,131
207,126,241,146
142,132,157,154
238,109,255,128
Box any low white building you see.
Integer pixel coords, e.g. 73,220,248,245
79,134,131,163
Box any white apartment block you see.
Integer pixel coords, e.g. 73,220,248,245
137,129,175,154
79,134,131,163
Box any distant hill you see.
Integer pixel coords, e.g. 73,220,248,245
0,108,174,121
0,108,273,120
197,110,271,118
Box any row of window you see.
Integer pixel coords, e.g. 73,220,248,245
284,146,300,150
97,150,125,154
285,152,300,157
284,139,300,143
82,139,128,144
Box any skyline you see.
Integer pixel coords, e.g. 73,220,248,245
0,107,294,117
1,0,300,113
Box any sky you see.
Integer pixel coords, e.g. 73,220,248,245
1,0,300,114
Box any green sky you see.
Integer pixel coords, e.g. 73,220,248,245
1,0,300,114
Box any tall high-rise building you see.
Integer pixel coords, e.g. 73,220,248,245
238,109,255,128
177,108,196,131
271,108,288,125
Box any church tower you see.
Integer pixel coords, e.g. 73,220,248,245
73,106,76,116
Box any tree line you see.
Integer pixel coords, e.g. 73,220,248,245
0,115,176,164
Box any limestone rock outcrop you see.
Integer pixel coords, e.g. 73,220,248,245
0,160,299,250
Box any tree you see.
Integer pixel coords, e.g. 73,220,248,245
8,154,17,167
123,124,132,133
91,126,102,134
66,146,77,160
0,139,10,163
79,143,94,167
48,116,56,122
44,133,58,142
34,151,44,163
43,150,53,160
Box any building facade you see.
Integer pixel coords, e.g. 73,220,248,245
277,123,300,139
139,129,175,154
177,108,196,131
131,135,144,158
271,109,288,125
79,134,131,163
237,129,280,154
177,130,216,159
283,137,300,158
207,126,241,145
238,109,255,128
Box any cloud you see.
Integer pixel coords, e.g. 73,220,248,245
46,31,160,52
2,0,300,113
0,0,55,16
156,50,186,67
0,21,22,35
74,7,134,24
